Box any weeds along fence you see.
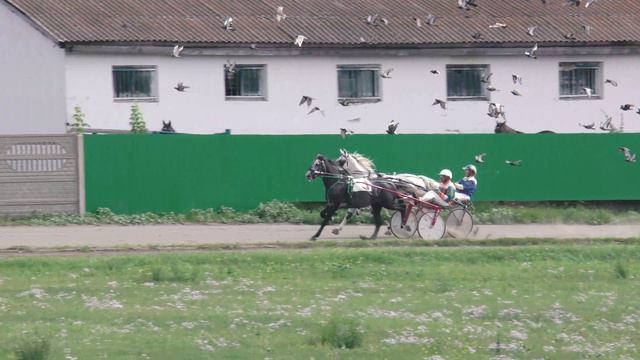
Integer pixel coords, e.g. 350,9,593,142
84,133,640,213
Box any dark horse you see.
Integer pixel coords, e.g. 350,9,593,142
305,154,408,241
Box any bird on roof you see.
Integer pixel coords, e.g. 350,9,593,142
294,35,307,47
223,17,235,31
386,120,399,134
380,68,394,79
276,6,286,22
426,14,438,26
505,160,523,166
458,0,478,10
413,17,422,27
489,23,507,29
620,104,635,111
340,128,354,139
564,33,577,40
174,82,189,92
475,153,487,163
565,0,581,6
299,95,314,107
471,32,484,40
527,26,538,37
579,122,596,130
525,43,539,59
308,106,325,117
581,25,593,35
366,14,389,26
512,74,523,85
619,147,637,162
172,45,184,58
432,99,447,109
582,88,593,97
585,0,598,7
605,79,618,87
511,90,523,96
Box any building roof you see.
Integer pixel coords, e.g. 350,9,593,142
6,0,640,47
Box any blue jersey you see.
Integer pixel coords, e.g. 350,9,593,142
457,177,477,197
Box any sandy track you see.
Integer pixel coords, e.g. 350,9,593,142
0,224,639,250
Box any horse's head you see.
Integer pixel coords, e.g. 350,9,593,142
305,154,326,181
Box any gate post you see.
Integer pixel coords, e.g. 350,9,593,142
76,134,86,215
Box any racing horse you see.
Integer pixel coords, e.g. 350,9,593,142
305,154,409,241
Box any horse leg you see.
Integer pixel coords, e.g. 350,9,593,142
332,208,355,235
360,204,382,240
311,205,338,241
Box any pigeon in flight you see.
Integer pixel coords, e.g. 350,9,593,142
605,79,618,87
426,14,437,26
512,74,523,85
505,160,523,166
582,88,593,97
432,98,447,109
308,106,325,116
346,118,361,122
525,43,538,59
174,82,190,92
565,0,581,6
579,122,596,130
172,45,184,58
475,153,487,163
224,60,236,73
486,86,499,92
480,72,493,84
276,6,286,22
386,120,399,134
637,108,640,115
340,128,354,139
430,70,440,75
223,17,235,31
299,95,314,107
585,0,597,7
527,26,538,36
600,112,613,131
489,23,507,29
294,35,307,47
619,147,637,162
338,99,351,106
380,68,394,79
511,90,523,96
620,104,635,111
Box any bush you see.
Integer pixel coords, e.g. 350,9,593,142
14,332,50,360
320,317,363,349
250,200,304,223
615,262,628,279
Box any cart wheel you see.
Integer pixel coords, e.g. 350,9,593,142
389,211,418,239
445,208,474,238
417,210,445,240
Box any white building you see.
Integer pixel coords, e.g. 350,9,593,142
2,0,640,135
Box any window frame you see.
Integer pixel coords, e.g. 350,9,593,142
336,64,382,104
558,62,602,100
446,64,491,101
112,65,158,102
224,64,267,101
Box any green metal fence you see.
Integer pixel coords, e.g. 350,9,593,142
84,133,640,213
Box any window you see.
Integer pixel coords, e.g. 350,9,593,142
446,64,490,100
225,65,266,99
337,65,380,102
559,62,601,99
112,66,157,101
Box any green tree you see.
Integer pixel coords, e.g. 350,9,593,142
129,103,148,133
68,106,90,134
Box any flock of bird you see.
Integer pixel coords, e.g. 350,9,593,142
166,0,636,165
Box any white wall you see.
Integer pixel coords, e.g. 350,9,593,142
0,2,66,134
65,51,640,134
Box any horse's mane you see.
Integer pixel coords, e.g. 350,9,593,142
350,152,376,172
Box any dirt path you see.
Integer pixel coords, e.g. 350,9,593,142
0,224,639,250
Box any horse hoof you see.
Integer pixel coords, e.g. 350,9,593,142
310,236,318,241
331,229,340,235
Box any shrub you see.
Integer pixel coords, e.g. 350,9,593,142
615,262,628,279
250,200,304,223
320,317,363,349
14,331,51,360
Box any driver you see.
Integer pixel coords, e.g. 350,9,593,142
418,169,455,207
455,165,477,202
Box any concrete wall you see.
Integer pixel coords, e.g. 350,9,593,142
65,51,640,134
0,2,66,134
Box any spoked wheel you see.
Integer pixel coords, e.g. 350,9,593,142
389,210,418,239
417,209,446,240
445,208,474,238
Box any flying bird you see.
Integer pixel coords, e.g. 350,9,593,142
511,90,523,96
527,26,538,36
426,14,437,26
308,106,325,116
585,0,597,7
480,72,493,83
276,6,286,22
581,25,593,35
486,86,499,92
299,95,314,107
172,45,184,58
489,23,507,29
224,60,236,73
430,70,440,75
413,17,422,27
340,128,354,139
386,120,399,134
223,17,235,31
579,122,596,130
475,153,487,163
174,82,190,92
620,104,635,111
525,43,538,59
600,112,613,131
380,68,394,79
512,74,523,85
605,79,618,87
294,35,307,47
565,0,581,6
338,99,351,106
505,160,523,166
432,98,447,109
619,147,636,162
488,103,506,120
346,118,361,122
582,88,593,97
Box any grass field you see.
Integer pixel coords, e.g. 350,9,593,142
0,244,639,359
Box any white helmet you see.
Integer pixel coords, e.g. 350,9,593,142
463,164,477,174
439,169,453,179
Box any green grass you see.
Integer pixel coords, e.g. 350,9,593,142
0,244,639,359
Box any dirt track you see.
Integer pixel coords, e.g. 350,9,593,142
0,224,639,250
